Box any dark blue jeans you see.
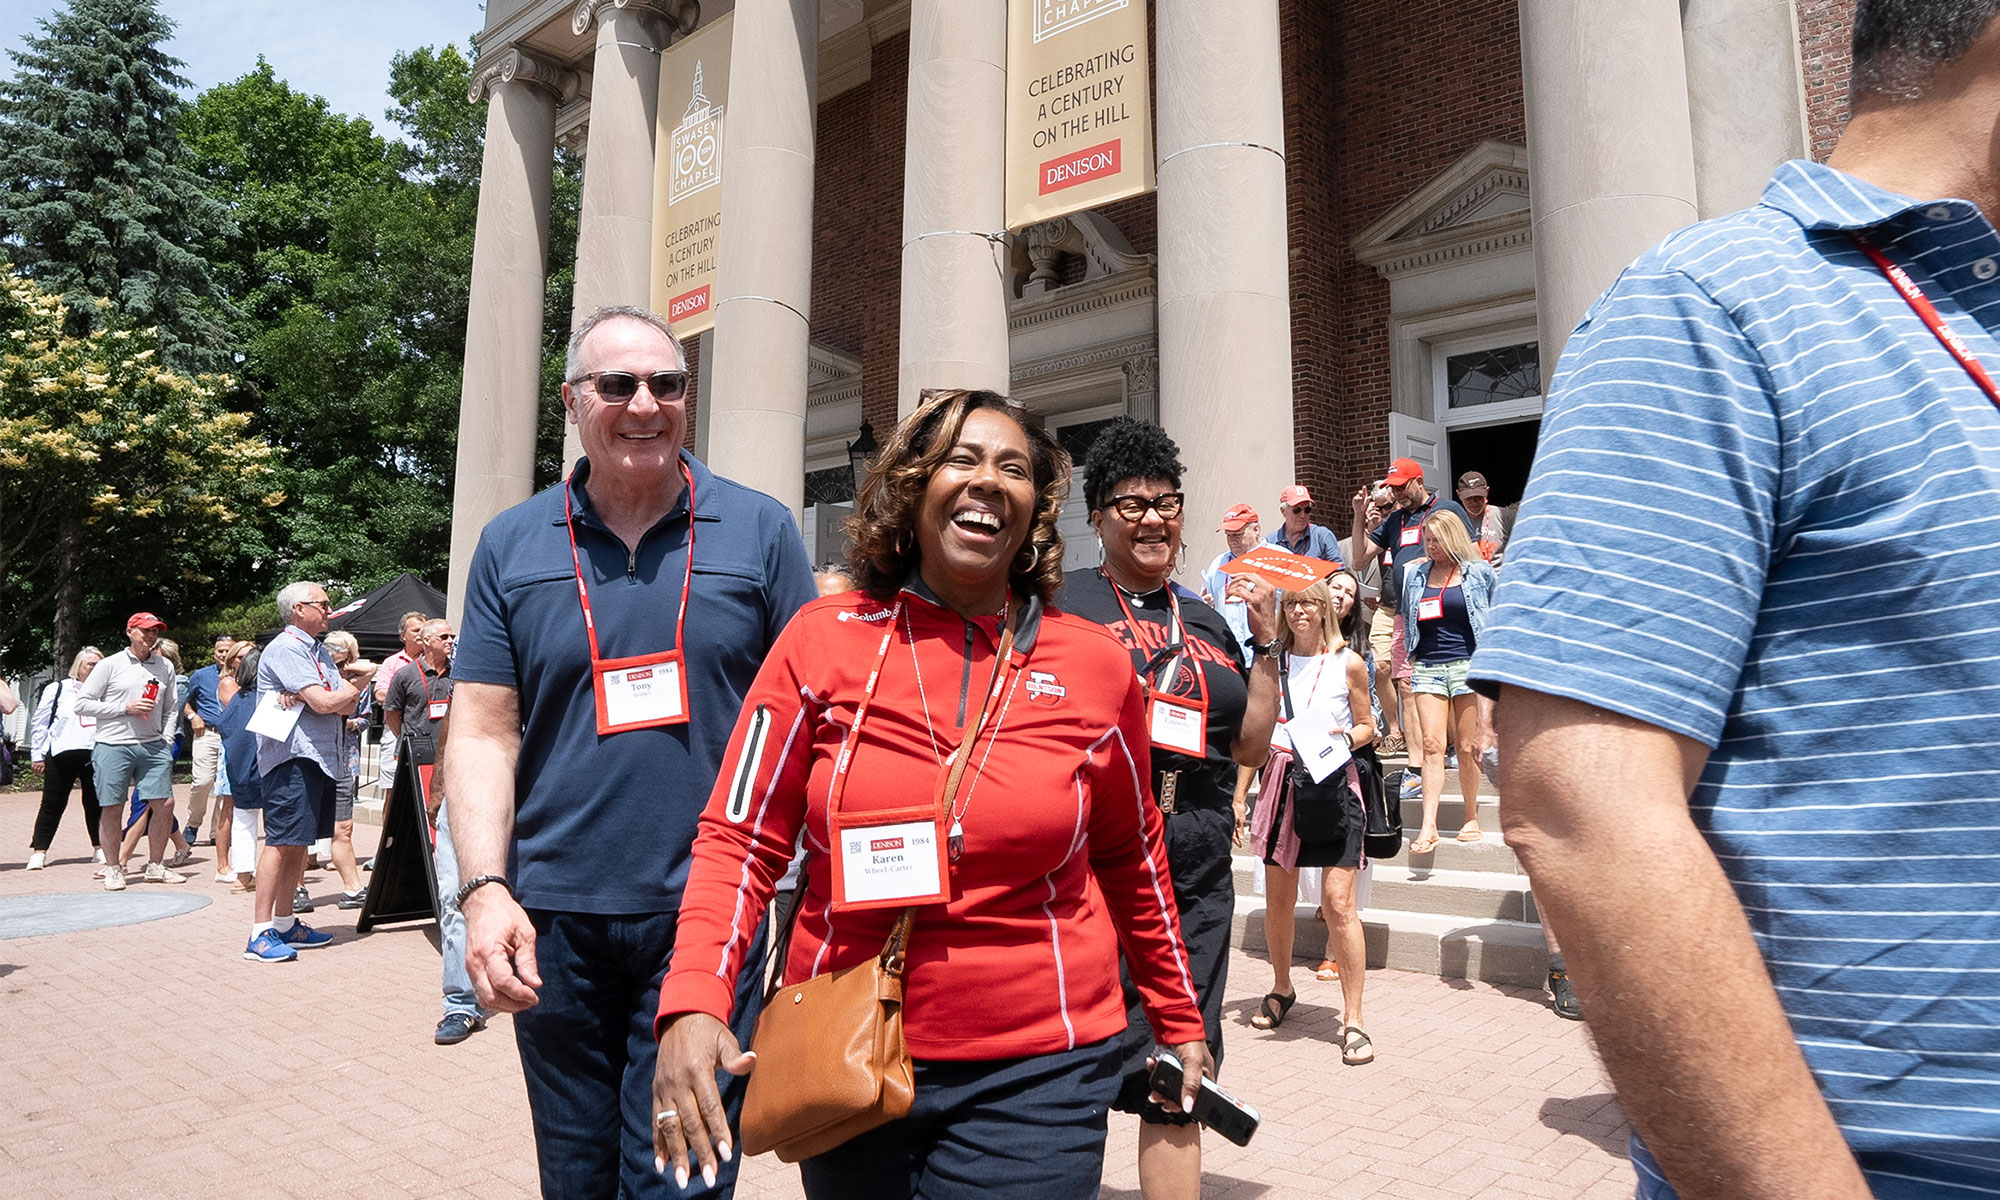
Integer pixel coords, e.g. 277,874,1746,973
799,1037,1122,1200
515,909,766,1200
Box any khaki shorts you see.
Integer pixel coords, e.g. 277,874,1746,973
1368,604,1394,664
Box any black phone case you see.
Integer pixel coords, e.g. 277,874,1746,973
1147,1054,1261,1147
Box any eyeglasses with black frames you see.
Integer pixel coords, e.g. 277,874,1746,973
1102,492,1185,521
573,370,690,404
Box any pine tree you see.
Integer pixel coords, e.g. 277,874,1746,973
0,0,232,372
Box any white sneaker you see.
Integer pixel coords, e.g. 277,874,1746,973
103,865,126,891
26,852,45,871
142,862,187,884
91,849,105,865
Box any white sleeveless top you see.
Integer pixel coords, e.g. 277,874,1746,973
1274,646,1354,755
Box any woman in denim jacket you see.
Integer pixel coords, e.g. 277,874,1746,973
1398,511,1498,852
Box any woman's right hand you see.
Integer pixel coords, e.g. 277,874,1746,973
653,1012,756,1189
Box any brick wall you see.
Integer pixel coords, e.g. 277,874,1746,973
1798,0,1854,162
1288,0,1528,507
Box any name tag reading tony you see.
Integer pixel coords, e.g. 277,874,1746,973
831,813,949,911
593,649,690,735
1148,694,1208,757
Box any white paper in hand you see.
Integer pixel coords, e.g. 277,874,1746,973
247,689,304,741
1286,719,1351,783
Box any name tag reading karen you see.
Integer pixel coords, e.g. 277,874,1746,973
1148,695,1208,757
834,817,948,910
593,650,690,735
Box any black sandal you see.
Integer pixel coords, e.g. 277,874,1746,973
1341,1025,1375,1065
1251,991,1296,1030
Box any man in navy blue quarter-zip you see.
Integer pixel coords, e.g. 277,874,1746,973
446,305,816,1200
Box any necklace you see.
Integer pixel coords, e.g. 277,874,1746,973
901,597,1013,861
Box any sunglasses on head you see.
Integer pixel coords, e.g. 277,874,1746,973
574,370,689,404
1102,492,1185,521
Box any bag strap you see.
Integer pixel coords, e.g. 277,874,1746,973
1278,647,1295,723
765,603,1018,999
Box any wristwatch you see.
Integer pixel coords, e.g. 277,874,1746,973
1249,639,1282,660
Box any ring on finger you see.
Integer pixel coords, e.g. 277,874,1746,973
655,1110,680,1127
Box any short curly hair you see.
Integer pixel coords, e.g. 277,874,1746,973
846,389,1071,602
1079,416,1184,512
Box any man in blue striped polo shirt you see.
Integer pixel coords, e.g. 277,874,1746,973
1470,6,2000,1199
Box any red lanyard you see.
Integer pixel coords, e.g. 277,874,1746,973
825,599,1014,821
287,627,330,687
1852,233,2000,411
415,661,444,704
1102,572,1210,710
563,462,696,665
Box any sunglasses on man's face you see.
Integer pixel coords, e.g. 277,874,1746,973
1103,492,1185,521
574,370,689,404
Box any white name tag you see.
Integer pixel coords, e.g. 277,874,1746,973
427,699,450,721
1417,595,1443,621
600,656,686,730
1399,525,1422,547
837,819,945,906
1148,696,1207,757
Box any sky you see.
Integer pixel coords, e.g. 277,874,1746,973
0,0,487,130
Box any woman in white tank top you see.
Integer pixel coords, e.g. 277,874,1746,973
1245,570,1378,1064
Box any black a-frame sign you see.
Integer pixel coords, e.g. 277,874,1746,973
354,753,440,933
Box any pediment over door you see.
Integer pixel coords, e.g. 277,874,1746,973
1351,140,1531,280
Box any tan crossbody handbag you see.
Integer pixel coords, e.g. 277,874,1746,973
739,612,1015,1162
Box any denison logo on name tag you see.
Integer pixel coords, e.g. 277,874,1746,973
603,659,684,728
838,819,943,905
1150,697,1207,756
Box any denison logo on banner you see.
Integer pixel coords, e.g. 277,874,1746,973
649,14,732,338
1004,0,1153,230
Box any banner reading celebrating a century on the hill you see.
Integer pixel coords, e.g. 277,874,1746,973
1004,0,1154,230
650,13,733,336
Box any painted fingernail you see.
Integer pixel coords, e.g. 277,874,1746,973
702,1164,717,1187
719,1140,733,1163
655,1156,666,1175
675,1165,689,1189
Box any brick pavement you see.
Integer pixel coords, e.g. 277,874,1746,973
0,786,1633,1199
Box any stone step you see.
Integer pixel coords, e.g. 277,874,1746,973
1395,791,1502,834
1232,896,1549,988
1371,832,1523,874
1231,856,1535,922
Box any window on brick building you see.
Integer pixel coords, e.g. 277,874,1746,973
804,464,856,507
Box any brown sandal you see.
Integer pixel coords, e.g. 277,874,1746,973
1250,991,1296,1030
1341,1025,1375,1065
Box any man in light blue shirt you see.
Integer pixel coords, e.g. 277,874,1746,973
247,581,372,963
1471,5,2000,1196
1262,485,1344,567
1200,502,1262,666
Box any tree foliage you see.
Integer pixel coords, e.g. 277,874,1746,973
0,0,231,372
0,270,280,671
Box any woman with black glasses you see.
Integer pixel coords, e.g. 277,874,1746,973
1057,418,1280,1200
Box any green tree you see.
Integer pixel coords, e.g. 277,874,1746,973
0,0,232,372
0,270,280,673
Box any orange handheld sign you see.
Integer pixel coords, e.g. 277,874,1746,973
1218,544,1341,592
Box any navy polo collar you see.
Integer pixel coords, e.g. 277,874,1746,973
554,451,719,530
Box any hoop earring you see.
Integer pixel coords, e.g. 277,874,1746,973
1017,541,1042,572
1096,536,1105,561
896,529,913,558
1176,543,1186,574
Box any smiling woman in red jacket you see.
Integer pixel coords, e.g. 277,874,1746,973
652,389,1208,1200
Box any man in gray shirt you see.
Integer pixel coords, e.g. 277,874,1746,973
245,582,369,963
76,613,179,890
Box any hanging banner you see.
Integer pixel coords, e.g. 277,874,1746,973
651,13,733,336
1004,0,1154,230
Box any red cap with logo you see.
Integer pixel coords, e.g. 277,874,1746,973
1278,485,1312,507
1217,503,1260,531
1383,458,1425,487
126,612,166,631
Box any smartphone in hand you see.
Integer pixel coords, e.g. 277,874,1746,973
1147,1050,1261,1147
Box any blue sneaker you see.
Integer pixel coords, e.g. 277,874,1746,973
1400,772,1423,798
244,929,298,963
278,920,333,949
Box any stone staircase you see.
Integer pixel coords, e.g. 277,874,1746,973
1231,757,1550,987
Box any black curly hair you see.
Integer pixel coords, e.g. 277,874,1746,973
1079,416,1184,513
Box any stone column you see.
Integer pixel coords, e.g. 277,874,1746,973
565,0,689,470
1682,0,1808,219
1519,1,1699,359
704,0,818,513
1155,0,1294,572
448,50,572,626
897,0,1010,416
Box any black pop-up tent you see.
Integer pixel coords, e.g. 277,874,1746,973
324,572,448,660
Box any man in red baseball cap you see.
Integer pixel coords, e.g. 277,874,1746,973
1201,503,1264,665
74,612,182,889
1263,485,1344,567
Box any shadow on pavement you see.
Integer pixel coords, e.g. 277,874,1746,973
1538,1092,1630,1159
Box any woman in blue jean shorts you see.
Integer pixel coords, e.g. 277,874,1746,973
1399,511,1497,852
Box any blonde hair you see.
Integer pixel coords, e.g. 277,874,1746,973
322,630,360,663
70,645,103,679
1422,510,1478,567
1279,579,1343,653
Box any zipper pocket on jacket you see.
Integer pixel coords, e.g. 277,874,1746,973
725,704,771,823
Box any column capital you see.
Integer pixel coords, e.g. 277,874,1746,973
467,47,580,104
571,0,699,39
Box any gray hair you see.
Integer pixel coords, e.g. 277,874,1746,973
275,581,320,626
563,305,685,382
1854,0,2000,100
70,645,103,679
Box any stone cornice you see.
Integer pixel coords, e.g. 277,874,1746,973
1351,139,1534,281
1013,334,1157,383
1357,212,1532,280
468,47,582,103
571,0,697,38
1009,268,1155,333
808,380,864,410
